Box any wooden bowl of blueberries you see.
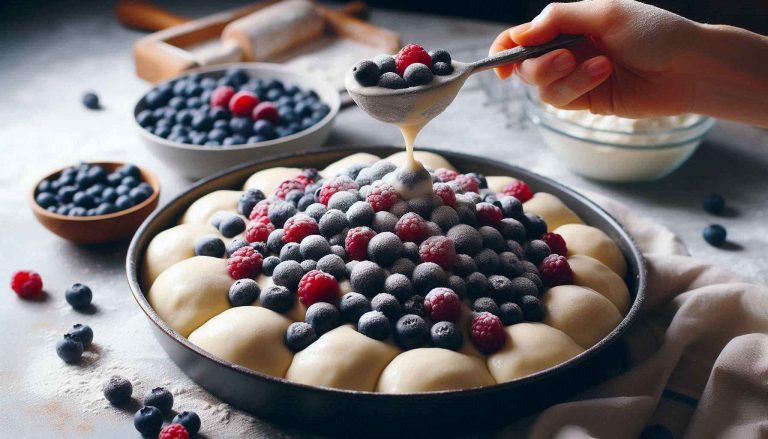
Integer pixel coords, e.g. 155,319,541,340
134,63,341,180
31,161,160,244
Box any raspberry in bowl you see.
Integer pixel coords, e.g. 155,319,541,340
134,63,340,179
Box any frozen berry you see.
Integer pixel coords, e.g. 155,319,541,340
432,182,456,206
520,295,545,321
368,232,403,266
301,259,318,272
394,314,429,350
300,235,331,261
377,72,407,89
134,406,163,436
502,180,533,203
497,218,526,244
64,283,92,310
424,288,461,322
103,375,133,406
470,312,505,354
383,273,415,302
297,270,339,306
285,322,318,352
172,412,201,436
68,323,93,347
538,254,573,287
371,293,402,321
159,424,189,439
488,274,515,302
227,246,263,279
389,258,416,277
260,285,294,313
219,214,246,238
339,292,371,323
237,189,265,217
82,92,100,109
328,191,359,213
474,249,500,275
429,49,451,64
280,242,302,261
703,193,726,215
446,224,482,255
269,201,298,228
453,174,480,193
524,213,548,239
345,226,377,261
274,179,307,200
366,183,399,212
305,302,340,334
283,214,319,243
357,310,390,340
144,387,173,415
56,333,84,364
395,44,432,76
403,63,433,86
316,254,346,279
395,212,429,243
373,54,396,73
473,297,500,315
430,206,459,232
412,262,448,294
228,278,260,306
703,224,727,246
432,61,454,75
11,270,43,298
524,240,551,265
319,209,349,238
419,236,456,270
352,60,381,87
429,321,463,353
195,235,226,257
350,260,386,297
372,211,399,233
228,90,259,117
245,219,275,243
476,202,502,226
499,302,524,326
318,176,358,206
452,254,477,277
540,232,567,256
498,252,524,278
249,199,271,222
465,272,489,299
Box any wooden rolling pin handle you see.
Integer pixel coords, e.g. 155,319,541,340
337,2,368,20
115,0,189,31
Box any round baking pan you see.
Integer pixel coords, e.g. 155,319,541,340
126,145,647,437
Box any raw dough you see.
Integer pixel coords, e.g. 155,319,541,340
320,152,380,178
554,224,627,277
242,167,302,195
386,151,456,171
568,255,630,315
189,306,293,377
147,256,232,337
487,323,584,382
377,348,495,393
486,176,516,193
286,325,400,391
523,192,584,231
542,285,622,349
142,223,218,287
180,190,242,225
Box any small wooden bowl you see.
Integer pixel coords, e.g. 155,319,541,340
30,162,161,244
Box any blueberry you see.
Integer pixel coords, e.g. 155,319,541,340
473,297,500,315
143,387,173,415
268,201,297,228
350,261,386,297
337,292,369,324
69,207,87,216
377,72,407,89
129,186,151,204
319,209,349,237
224,134,246,145
134,406,163,436
357,310,391,340
272,260,304,291
115,195,134,211
95,201,116,215
286,190,305,207
499,302,524,326
73,191,96,208
226,67,250,85
474,249,500,275
520,295,545,321
56,333,84,363
372,211,398,233
65,283,92,310
389,258,416,278
228,279,260,306
301,259,318,272
383,273,415,302
432,62,454,75
465,272,490,300
230,117,253,136
402,241,419,262
267,229,285,254
352,60,381,87
496,196,524,220
524,240,551,265
367,232,403,266
394,314,429,350
209,107,229,120
237,189,266,217
285,322,318,352
346,201,374,227
430,321,463,350
218,214,246,238
703,224,727,246
316,254,346,279
280,242,302,262
262,256,281,276
103,375,133,406
498,252,524,278
36,192,57,209
412,262,448,293
327,191,358,213
371,293,402,322
154,125,171,138
260,285,294,313
56,205,70,215
523,213,548,239
373,54,396,74
168,96,186,110
452,254,477,277
208,128,228,142
447,224,483,255
185,83,203,97
331,245,347,261
250,241,268,256
297,193,316,211
479,226,506,252
304,203,327,222
68,323,93,347
266,88,282,101
429,49,451,64
305,302,340,335
82,92,100,109
402,294,425,318
191,113,212,131
175,109,194,125
404,63,433,86
294,101,312,118
136,109,155,127
703,194,726,215
497,218,526,243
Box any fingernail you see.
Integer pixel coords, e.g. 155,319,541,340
552,53,574,72
586,58,610,77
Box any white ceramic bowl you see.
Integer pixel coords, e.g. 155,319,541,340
525,89,715,182
134,63,340,180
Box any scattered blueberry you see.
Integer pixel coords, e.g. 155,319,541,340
56,333,84,363
299,235,331,261
432,62,454,76
65,283,92,310
172,411,202,436
82,92,100,109
143,387,174,415
68,323,93,347
703,224,727,247
134,406,163,436
702,194,726,215
103,375,133,406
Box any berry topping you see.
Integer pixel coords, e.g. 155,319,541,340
403,63,434,86
103,375,133,406
274,178,307,200
520,295,545,321
350,260,386,297
502,180,533,203
424,288,461,322
300,235,332,261
475,202,503,226
260,285,294,312
470,312,506,354
373,54,396,73
305,302,340,335
283,214,319,243
144,386,174,415
395,212,429,243
134,406,163,436
228,278,261,306
248,199,271,222
432,183,456,207
297,270,339,306
447,224,483,255
538,254,574,287
65,283,93,310
429,49,451,64
345,226,377,260
10,270,43,298
395,44,432,76
540,232,567,256
499,302,524,326
159,424,189,439
378,72,407,89
366,183,400,212
357,310,391,340
703,224,727,246
210,85,235,108
524,240,552,265
453,174,480,193
228,90,259,117
252,101,279,123
432,62,454,76
412,262,448,294
196,235,226,257
473,297,500,316
318,176,358,206
285,322,318,352
172,412,201,436
435,168,458,182
218,214,246,238
339,292,372,323
419,236,456,270
367,232,404,266
430,321,463,350
371,293,403,321
245,219,275,243
394,314,429,350
226,246,263,279
352,60,381,87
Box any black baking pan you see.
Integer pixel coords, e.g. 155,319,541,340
126,145,647,438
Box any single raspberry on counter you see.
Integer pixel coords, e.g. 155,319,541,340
424,287,461,322
453,174,480,194
539,254,574,287
248,199,271,222
395,44,433,76
245,219,275,243
159,424,189,439
475,202,502,226
345,226,377,260
503,180,534,203
228,90,259,117
274,179,307,200
419,236,456,270
432,183,456,207
10,270,43,298
298,270,340,306
210,85,235,108
470,312,506,354
318,176,359,206
227,246,263,279
434,168,458,182
541,232,567,256
395,212,429,243
366,183,400,212
283,214,319,243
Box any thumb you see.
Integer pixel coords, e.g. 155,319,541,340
511,2,611,46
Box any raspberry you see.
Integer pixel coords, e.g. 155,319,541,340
470,312,506,354
539,254,573,287
395,212,428,243
251,101,279,123
541,232,567,256
475,202,502,226
453,174,480,193
227,246,263,279
366,183,399,212
274,179,306,200
248,199,271,222
434,168,458,182
297,270,340,306
419,236,456,270
432,183,456,207
503,180,534,203
10,270,43,298
395,44,432,76
159,424,189,439
424,288,461,322
318,176,358,206
228,91,259,117
345,226,376,260
210,85,235,108
283,214,319,243
245,219,275,243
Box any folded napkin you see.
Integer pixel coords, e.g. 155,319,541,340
500,194,768,439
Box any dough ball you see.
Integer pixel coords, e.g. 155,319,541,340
542,285,622,349
189,306,293,377
486,176,516,193
523,192,583,231
242,167,302,195
286,325,400,391
180,190,243,225
147,256,233,337
568,255,630,315
554,224,627,277
385,151,456,171
320,153,380,178
377,348,495,393
487,323,583,383
143,223,218,287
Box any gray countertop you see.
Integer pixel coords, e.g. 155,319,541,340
1,1,766,437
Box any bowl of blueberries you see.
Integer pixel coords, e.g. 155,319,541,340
31,161,160,244
134,63,340,180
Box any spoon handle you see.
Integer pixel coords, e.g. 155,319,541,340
471,34,584,72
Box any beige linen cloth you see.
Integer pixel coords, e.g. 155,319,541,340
500,194,768,439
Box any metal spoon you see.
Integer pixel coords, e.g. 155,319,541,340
345,34,583,125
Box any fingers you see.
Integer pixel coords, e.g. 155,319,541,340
490,23,531,80
538,56,613,107
517,49,577,86
511,2,614,46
